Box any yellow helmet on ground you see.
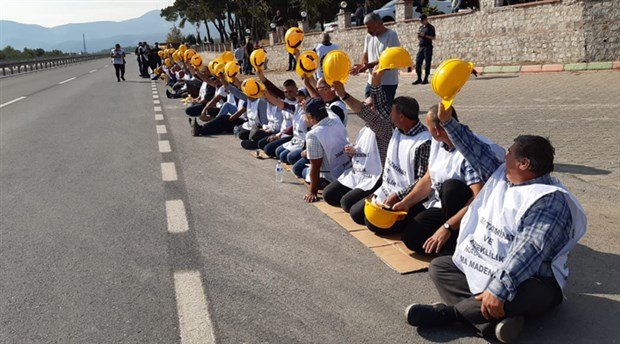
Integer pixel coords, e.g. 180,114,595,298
285,27,304,52
296,50,319,77
250,48,267,71
190,54,203,68
374,47,413,73
431,59,475,110
184,49,196,61
224,61,241,80
322,50,350,85
241,78,265,99
220,51,234,63
164,58,172,68
363,198,408,229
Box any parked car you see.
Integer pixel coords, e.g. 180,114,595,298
373,0,453,22
323,21,339,33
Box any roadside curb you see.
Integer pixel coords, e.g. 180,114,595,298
479,61,619,75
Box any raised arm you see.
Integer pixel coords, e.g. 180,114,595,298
256,70,285,99
370,70,391,121
303,75,319,98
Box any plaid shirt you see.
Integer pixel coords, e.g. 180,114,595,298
443,118,573,302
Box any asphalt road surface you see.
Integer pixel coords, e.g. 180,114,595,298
1,59,618,343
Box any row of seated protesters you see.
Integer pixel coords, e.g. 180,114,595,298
156,55,587,344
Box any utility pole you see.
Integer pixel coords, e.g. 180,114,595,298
82,34,87,54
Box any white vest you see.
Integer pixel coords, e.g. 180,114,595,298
305,119,352,182
338,127,383,191
327,100,348,127
264,103,283,132
279,99,296,134
374,129,431,203
425,136,505,209
242,98,261,130
282,104,307,151
453,164,587,295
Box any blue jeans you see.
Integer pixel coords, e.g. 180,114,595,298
364,83,398,108
260,136,292,157
293,157,309,178
275,146,303,164
218,102,237,116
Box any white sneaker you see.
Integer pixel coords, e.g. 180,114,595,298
495,316,525,343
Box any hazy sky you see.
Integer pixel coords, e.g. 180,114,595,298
1,0,175,28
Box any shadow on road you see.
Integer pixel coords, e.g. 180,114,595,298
555,163,611,175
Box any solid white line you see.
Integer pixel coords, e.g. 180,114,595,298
154,100,161,105
174,270,216,344
0,96,27,109
161,162,178,181
154,106,162,112
158,140,171,152
165,200,189,233
155,114,164,121
58,77,76,84
89,69,97,73
156,125,167,134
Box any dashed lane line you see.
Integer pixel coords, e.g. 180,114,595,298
173,270,216,344
153,94,159,98
158,140,171,152
165,200,189,233
154,106,162,112
161,162,178,181
89,69,97,73
156,125,167,134
154,100,161,105
0,96,27,109
155,114,164,121
58,77,76,84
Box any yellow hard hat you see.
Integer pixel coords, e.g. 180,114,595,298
285,27,304,52
322,50,350,85
375,47,413,73
295,50,319,77
224,61,241,81
363,198,408,229
207,58,222,75
172,51,182,62
431,59,475,110
164,58,172,68
178,44,187,53
157,50,164,58
250,48,267,71
241,78,265,99
184,49,196,61
190,54,203,68
220,51,234,63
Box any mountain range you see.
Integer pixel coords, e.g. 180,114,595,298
0,10,219,53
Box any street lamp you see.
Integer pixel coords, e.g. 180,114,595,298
340,1,348,13
300,11,307,20
270,22,276,29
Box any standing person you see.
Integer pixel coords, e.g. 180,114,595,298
230,31,239,50
110,43,126,82
353,2,365,26
152,42,162,67
234,45,244,73
135,42,143,76
138,42,150,78
244,40,254,75
413,15,436,85
273,10,285,43
314,33,339,79
287,52,296,72
350,13,401,106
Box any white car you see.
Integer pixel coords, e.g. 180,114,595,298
373,0,453,22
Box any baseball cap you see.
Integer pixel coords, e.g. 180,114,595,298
305,97,328,117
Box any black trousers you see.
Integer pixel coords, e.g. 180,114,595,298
415,46,433,80
196,114,244,136
241,129,271,149
429,256,563,338
113,64,125,80
322,179,382,213
348,193,427,232
401,179,473,255
288,53,296,71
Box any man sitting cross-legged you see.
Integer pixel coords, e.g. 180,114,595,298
405,103,587,344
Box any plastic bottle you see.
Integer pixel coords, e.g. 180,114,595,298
233,125,240,138
275,161,284,183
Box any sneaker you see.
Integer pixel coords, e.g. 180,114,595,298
121,76,125,81
117,78,120,82
166,89,172,99
421,79,429,85
190,118,199,136
495,316,525,343
405,303,455,327
412,79,423,85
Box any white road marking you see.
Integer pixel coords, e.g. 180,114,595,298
156,125,167,134
152,91,158,94
158,140,171,152
155,114,164,121
89,69,97,73
154,106,162,112
154,100,161,105
161,162,178,181
153,94,159,98
58,77,76,84
165,200,189,233
104,64,109,67
0,96,26,108
173,270,216,344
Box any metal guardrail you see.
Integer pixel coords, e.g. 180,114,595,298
0,54,109,76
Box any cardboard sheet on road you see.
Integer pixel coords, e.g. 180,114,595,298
313,201,431,274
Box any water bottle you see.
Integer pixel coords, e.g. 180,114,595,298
233,125,240,138
275,161,284,183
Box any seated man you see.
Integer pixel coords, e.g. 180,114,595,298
393,105,502,255
184,75,220,118
301,98,351,203
221,76,269,149
190,78,247,137
303,75,348,126
264,89,309,166
333,71,431,230
405,104,587,344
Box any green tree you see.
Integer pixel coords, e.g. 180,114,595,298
167,25,184,43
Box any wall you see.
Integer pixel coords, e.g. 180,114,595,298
211,0,618,71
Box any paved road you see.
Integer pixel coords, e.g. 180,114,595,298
1,60,618,343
